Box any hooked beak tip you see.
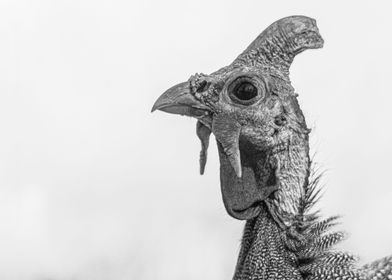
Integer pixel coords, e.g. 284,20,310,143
151,92,172,113
151,81,189,114
151,81,211,117
150,103,159,113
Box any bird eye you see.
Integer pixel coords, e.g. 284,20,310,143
228,77,262,105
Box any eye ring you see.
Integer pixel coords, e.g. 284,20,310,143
227,76,263,105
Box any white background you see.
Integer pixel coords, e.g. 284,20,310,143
1,0,392,279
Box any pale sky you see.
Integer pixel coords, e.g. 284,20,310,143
0,0,391,279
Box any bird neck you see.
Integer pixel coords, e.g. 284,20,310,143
266,132,311,228
233,205,303,280
233,133,311,280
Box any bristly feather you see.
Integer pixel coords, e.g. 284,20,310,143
286,164,364,279
285,164,392,280
299,162,325,217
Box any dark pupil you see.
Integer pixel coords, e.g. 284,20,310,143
233,82,257,100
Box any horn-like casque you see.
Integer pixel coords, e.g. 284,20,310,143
231,16,324,72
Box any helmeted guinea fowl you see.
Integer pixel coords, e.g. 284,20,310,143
152,16,392,280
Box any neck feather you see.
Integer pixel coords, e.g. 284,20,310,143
233,206,303,280
232,132,362,280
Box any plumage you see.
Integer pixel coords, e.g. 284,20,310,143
152,15,391,280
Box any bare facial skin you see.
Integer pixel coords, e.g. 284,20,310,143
153,15,392,280
152,16,322,222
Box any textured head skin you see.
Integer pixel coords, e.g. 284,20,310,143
152,16,392,280
153,16,323,222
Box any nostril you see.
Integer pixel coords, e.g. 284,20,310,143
274,115,287,127
196,80,209,93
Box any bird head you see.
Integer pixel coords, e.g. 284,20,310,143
152,16,323,221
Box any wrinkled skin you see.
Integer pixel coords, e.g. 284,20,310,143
152,16,392,280
152,16,322,224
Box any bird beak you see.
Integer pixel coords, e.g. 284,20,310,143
151,81,210,118
152,81,268,220
152,81,213,175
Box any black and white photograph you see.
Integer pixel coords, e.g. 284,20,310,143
1,0,391,279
